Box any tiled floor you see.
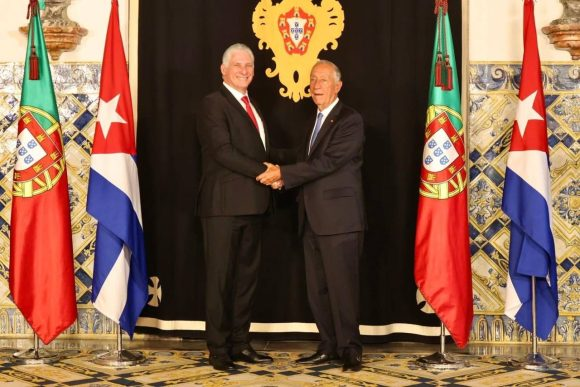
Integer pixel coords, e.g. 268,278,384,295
0,338,578,386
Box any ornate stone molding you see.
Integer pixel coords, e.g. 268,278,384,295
542,0,580,60
19,0,88,61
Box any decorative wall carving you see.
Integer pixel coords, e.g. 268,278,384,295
19,0,87,61
542,0,580,60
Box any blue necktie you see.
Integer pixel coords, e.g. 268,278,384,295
308,112,324,154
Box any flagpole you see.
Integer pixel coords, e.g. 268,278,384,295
12,332,59,364
440,321,446,354
532,277,538,356
93,325,145,367
416,321,467,370
510,277,560,371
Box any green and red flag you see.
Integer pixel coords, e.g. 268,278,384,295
414,0,473,348
9,0,77,344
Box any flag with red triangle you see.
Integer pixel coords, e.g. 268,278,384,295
501,0,558,340
87,0,148,336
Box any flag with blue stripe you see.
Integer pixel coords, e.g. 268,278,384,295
502,0,558,340
87,0,147,336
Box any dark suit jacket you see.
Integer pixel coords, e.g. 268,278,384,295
196,85,271,217
280,101,365,236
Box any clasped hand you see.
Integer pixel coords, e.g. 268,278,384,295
256,162,283,190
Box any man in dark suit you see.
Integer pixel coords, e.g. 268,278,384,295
196,43,274,371
258,60,365,372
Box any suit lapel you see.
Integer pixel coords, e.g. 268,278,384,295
307,101,342,158
219,85,268,151
251,98,269,151
220,85,253,126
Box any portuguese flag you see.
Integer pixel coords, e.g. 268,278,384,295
413,0,473,348
9,0,77,344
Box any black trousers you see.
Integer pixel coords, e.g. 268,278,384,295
201,215,263,356
303,220,363,357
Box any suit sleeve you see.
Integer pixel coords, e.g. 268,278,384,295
197,96,267,177
280,111,364,189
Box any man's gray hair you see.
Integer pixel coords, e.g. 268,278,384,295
314,59,341,82
222,43,254,66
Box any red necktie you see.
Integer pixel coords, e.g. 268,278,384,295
241,96,259,131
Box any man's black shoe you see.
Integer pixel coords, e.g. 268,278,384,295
231,348,273,363
342,350,362,372
209,355,237,371
295,351,338,364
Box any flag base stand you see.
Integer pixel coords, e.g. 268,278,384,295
92,328,145,367
509,353,560,371
416,351,468,370
12,348,60,365
508,278,560,371
12,334,59,364
415,322,468,370
94,349,145,367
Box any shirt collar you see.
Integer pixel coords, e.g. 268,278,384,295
223,82,248,102
318,98,340,117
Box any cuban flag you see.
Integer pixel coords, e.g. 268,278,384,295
502,0,558,340
87,0,147,337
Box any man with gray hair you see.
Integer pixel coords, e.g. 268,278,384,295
196,43,274,371
258,60,365,372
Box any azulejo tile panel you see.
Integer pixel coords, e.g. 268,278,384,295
468,63,580,343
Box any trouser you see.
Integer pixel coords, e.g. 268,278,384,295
303,220,363,356
201,215,263,356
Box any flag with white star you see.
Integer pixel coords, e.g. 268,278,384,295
501,0,558,340
87,0,148,337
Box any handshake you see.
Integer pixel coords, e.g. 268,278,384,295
256,162,284,190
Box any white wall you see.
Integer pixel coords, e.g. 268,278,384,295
1,1,568,63
469,0,568,61
0,0,130,62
